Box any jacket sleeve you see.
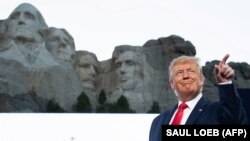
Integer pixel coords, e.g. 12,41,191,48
218,84,248,124
149,113,166,141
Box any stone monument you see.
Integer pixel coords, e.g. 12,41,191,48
0,3,249,113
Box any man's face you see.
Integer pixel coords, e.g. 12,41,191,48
47,29,74,61
170,61,204,100
75,54,97,90
6,4,41,41
114,51,141,90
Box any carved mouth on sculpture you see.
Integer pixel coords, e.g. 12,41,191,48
15,27,31,33
12,27,38,41
57,52,71,61
81,80,95,90
120,77,130,82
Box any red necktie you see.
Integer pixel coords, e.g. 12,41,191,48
171,102,188,125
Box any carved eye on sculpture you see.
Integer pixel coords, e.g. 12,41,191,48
25,12,36,20
79,63,90,69
125,60,135,66
10,12,20,20
48,36,60,42
63,37,70,45
114,62,122,69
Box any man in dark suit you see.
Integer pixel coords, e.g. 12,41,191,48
149,54,248,141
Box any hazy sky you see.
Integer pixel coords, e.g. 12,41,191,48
0,1,249,141
1,0,250,66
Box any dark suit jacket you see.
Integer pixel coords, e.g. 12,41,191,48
149,84,248,141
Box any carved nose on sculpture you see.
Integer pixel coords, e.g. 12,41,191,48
120,65,126,74
59,41,67,48
89,66,96,75
121,63,127,70
18,20,25,25
17,15,26,25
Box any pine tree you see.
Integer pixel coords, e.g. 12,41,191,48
75,91,92,112
98,89,106,105
109,95,135,113
147,101,160,113
96,89,107,113
46,99,65,112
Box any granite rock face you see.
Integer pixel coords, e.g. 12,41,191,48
0,3,82,112
0,3,249,113
202,61,250,88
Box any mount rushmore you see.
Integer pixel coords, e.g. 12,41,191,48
0,3,249,113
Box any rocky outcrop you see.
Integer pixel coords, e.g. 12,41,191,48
0,92,47,112
203,61,250,88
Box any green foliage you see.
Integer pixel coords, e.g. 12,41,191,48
147,101,160,113
96,104,106,113
98,89,106,105
96,93,135,113
46,100,65,113
75,91,92,112
96,89,107,113
108,95,135,113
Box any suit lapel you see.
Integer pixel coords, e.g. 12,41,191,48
163,104,178,125
186,97,208,124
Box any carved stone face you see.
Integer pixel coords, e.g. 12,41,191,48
75,54,97,90
114,51,142,90
46,29,74,61
6,3,43,42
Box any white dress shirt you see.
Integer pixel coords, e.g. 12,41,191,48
169,93,202,125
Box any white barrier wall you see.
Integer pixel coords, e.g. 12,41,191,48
0,113,158,141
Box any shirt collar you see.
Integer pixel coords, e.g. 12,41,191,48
177,93,202,110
